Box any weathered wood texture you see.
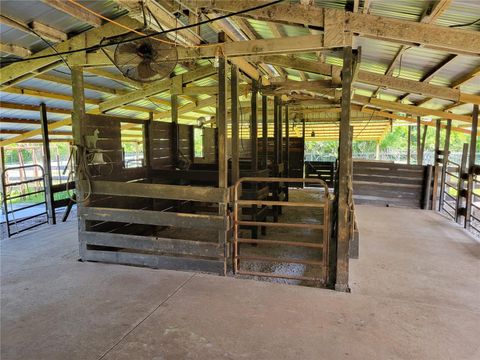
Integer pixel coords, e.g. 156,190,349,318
353,161,428,208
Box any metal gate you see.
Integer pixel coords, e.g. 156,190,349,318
1,165,48,237
233,177,332,286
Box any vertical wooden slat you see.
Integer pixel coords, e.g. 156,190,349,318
465,105,479,229
336,46,353,292
71,66,87,259
39,103,56,225
231,65,240,183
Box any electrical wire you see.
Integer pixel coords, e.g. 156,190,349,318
66,0,178,46
0,14,72,70
0,0,284,65
449,18,480,28
354,109,376,139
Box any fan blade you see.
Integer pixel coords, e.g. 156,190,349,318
137,60,158,79
117,42,138,55
116,54,143,68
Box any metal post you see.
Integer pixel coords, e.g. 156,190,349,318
40,103,56,225
431,119,442,210
336,46,353,292
439,119,451,211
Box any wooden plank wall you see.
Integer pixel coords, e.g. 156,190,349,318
352,161,428,208
150,121,172,170
80,115,229,274
259,136,304,177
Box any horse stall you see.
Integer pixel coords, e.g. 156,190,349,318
76,114,232,275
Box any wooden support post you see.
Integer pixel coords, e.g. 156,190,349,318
431,119,442,210
416,116,422,165
465,104,479,229
423,165,433,210
285,104,290,177
420,125,427,164
262,95,268,169
302,114,306,186
217,32,228,274
407,125,411,165
439,119,451,211
231,65,240,184
144,112,153,177
171,94,179,166
250,80,258,172
336,46,353,292
40,103,56,225
375,141,380,160
273,96,280,174
278,101,283,168
71,66,87,259
272,96,281,221
455,143,469,223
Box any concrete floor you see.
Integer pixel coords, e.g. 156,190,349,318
1,205,479,360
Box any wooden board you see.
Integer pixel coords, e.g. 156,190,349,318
353,161,427,208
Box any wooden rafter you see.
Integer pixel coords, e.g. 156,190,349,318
0,14,67,42
0,42,31,58
184,1,480,55
42,0,103,27
0,15,141,86
261,55,480,105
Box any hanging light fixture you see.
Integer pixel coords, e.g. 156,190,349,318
311,130,316,137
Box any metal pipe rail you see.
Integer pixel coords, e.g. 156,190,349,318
2,164,48,237
233,177,332,286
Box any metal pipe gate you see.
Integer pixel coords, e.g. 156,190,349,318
1,165,48,237
233,177,332,286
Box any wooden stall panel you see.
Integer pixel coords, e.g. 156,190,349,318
353,161,427,208
178,124,193,164
288,137,305,179
150,121,172,170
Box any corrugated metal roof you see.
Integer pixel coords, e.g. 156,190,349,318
1,0,479,145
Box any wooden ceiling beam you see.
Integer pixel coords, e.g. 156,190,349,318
262,55,480,105
99,65,216,112
184,1,479,55
0,15,140,86
0,14,66,42
42,0,103,27
0,42,31,58
353,94,472,122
